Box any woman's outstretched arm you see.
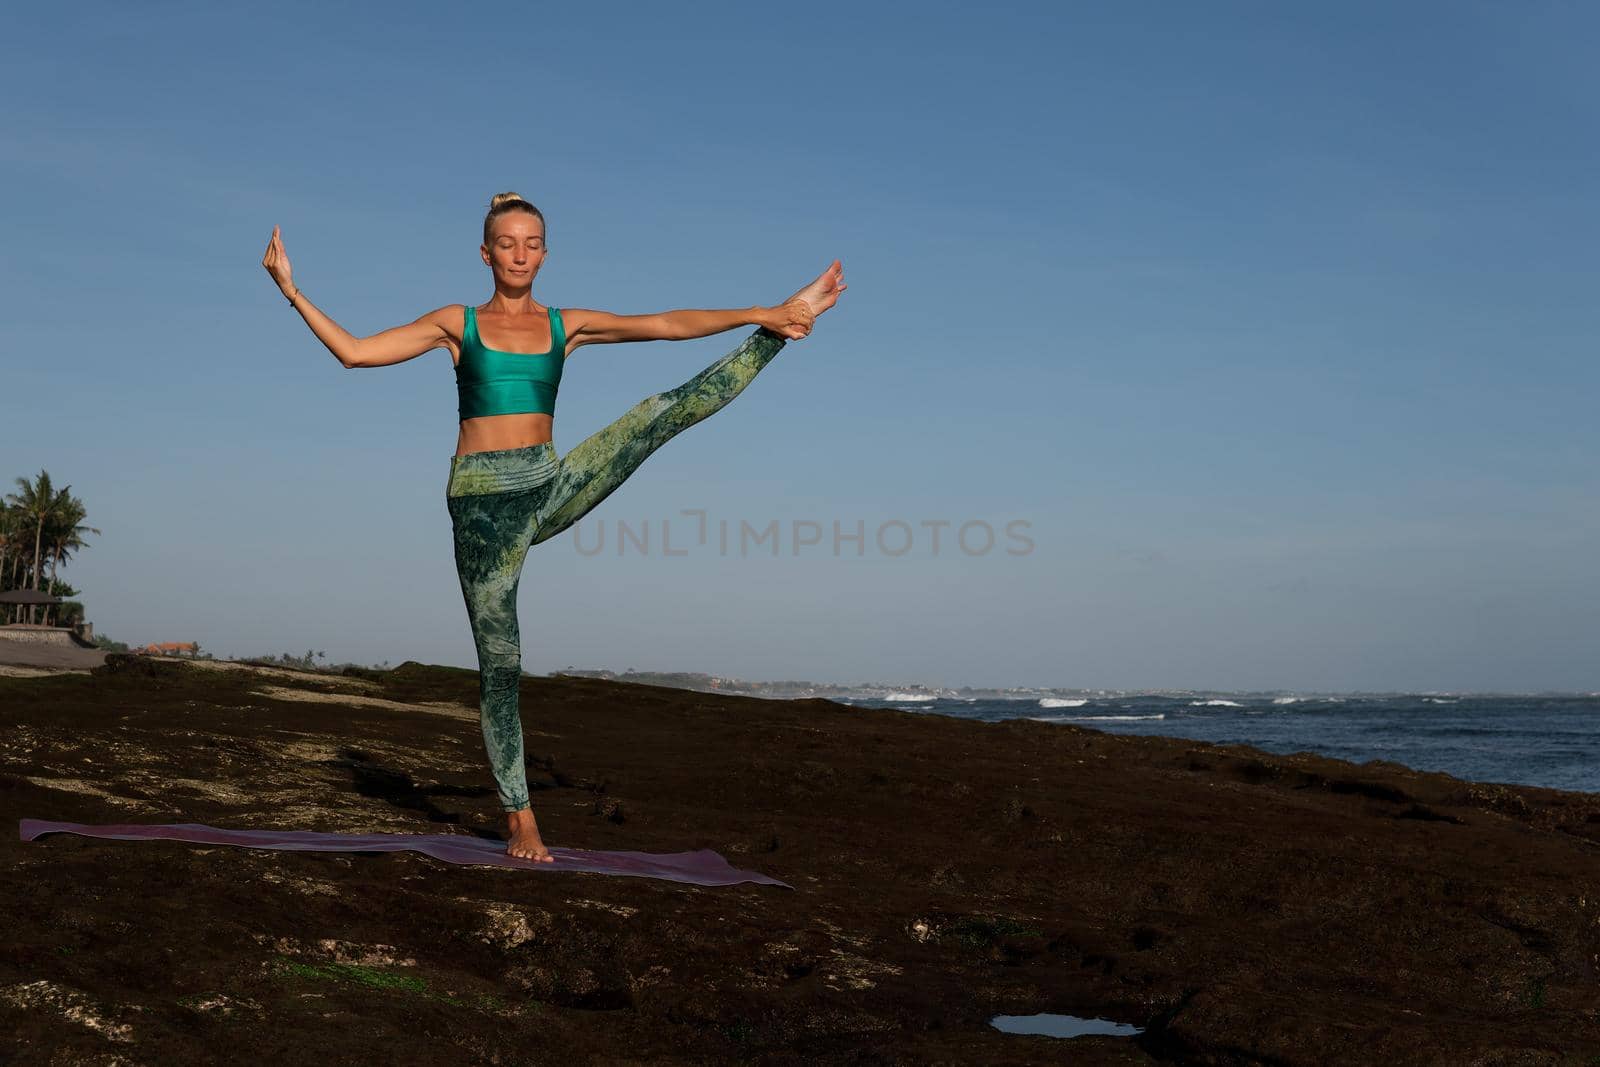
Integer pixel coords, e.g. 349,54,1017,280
563,298,814,354
261,224,453,369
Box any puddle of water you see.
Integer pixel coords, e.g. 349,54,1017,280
990,1013,1144,1039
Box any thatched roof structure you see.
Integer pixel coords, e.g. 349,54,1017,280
0,590,62,605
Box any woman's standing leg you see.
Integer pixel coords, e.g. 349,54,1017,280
445,445,557,823
530,327,787,544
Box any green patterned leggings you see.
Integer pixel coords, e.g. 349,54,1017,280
446,327,787,812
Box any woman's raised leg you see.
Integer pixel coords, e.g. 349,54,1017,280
530,326,787,544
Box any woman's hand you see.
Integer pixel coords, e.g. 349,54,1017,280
261,225,297,299
762,296,815,340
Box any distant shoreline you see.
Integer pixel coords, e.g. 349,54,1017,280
548,666,1598,702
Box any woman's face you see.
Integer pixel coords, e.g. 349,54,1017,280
482,212,547,286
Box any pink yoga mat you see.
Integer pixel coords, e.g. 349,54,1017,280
19,819,791,889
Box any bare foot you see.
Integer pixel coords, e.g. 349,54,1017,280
787,259,847,317
505,807,554,863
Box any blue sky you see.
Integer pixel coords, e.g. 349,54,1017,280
3,2,1597,691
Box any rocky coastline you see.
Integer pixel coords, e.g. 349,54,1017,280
4,654,1599,1064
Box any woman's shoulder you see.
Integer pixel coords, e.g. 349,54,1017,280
412,304,471,348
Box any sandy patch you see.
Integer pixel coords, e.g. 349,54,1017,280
0,979,134,1043
247,684,478,722
161,777,255,805
262,935,418,968
21,776,143,808
245,685,558,738
179,992,262,1017
824,948,904,991
183,659,381,691
565,898,640,919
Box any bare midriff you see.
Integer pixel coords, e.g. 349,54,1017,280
455,413,554,457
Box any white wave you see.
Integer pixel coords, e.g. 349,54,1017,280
1039,698,1089,708
1272,697,1301,705
882,691,935,702
1190,699,1243,707
1030,713,1166,722
1424,697,1457,704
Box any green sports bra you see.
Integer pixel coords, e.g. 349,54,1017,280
455,304,566,419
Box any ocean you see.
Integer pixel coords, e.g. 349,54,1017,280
833,694,1600,794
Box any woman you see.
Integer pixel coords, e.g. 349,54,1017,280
261,192,846,862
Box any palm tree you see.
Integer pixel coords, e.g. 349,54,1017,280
9,473,52,623
40,495,98,627
4,471,70,625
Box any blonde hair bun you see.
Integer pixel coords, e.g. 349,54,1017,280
483,192,546,245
